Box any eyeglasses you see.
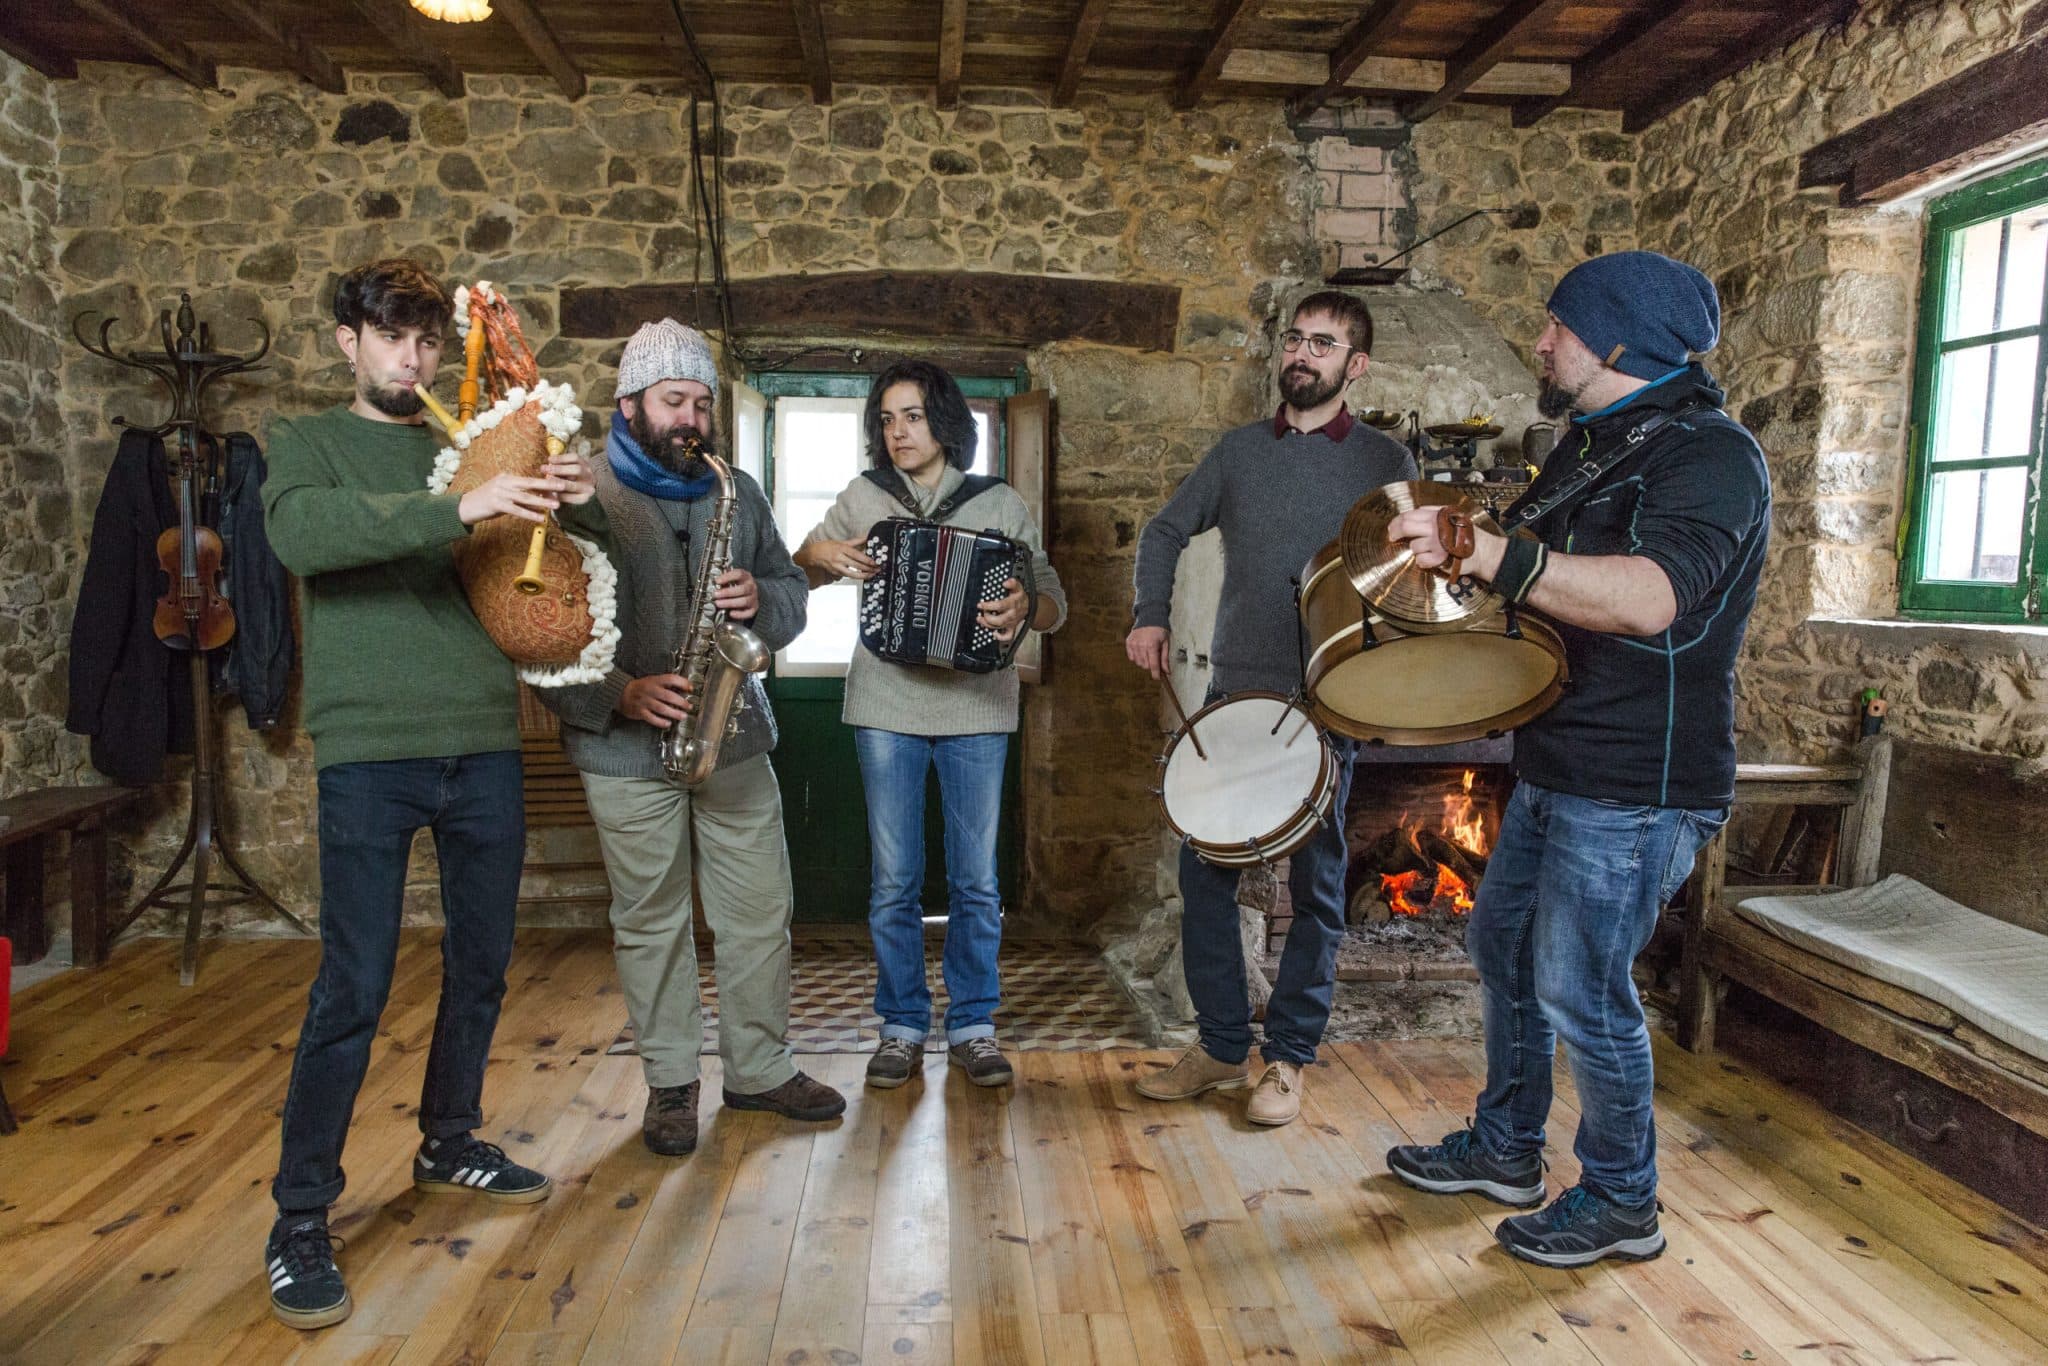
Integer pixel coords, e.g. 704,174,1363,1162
1280,330,1357,359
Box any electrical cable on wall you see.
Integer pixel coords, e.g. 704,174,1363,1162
665,0,870,380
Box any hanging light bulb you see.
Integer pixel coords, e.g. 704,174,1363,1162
410,0,494,21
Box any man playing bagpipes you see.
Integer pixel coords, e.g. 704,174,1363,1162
537,318,845,1160
260,259,606,1330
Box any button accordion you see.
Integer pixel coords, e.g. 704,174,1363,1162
858,519,1036,673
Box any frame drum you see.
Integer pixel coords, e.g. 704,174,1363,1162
1299,541,1568,745
1158,691,1336,868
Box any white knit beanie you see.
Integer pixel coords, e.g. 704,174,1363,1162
614,317,719,400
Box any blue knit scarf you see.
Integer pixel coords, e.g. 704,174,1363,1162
606,411,717,501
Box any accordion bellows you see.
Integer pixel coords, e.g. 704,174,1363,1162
859,518,1032,674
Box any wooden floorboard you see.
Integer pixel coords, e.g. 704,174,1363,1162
2,932,2046,1364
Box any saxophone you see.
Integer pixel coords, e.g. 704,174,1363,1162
659,432,772,786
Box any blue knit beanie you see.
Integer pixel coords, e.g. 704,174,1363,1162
1546,251,1720,381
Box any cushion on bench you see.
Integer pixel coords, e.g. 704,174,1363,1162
1736,874,2048,1067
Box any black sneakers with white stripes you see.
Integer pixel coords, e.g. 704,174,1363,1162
411,1135,553,1203
266,1215,350,1330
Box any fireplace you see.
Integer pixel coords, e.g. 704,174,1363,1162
1345,750,1511,925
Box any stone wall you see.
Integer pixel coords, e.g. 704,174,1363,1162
38,63,1324,934
0,52,73,798
1632,0,2048,765
1405,104,1640,370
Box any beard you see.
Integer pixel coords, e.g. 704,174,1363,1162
628,405,714,479
1279,361,1344,411
362,377,424,419
1537,379,1577,419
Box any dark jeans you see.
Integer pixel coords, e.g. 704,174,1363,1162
1181,728,1356,1068
1468,780,1724,1208
273,751,525,1212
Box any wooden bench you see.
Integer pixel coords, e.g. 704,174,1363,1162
1678,736,2048,1162
0,786,143,969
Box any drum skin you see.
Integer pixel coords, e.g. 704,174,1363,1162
446,403,597,668
1159,691,1335,867
1299,542,1567,745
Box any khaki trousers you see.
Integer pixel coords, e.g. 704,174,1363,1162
581,754,798,1094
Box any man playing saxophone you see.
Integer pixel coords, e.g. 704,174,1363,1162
538,318,844,1156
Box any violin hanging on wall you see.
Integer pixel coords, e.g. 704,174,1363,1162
152,427,235,651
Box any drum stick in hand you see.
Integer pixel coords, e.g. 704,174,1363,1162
1161,678,1207,761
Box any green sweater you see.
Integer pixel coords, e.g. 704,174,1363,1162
262,404,604,769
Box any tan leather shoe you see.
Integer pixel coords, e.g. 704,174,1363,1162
1135,1043,1249,1101
1246,1060,1303,1126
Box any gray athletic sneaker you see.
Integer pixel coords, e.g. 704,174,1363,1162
1494,1184,1666,1267
1386,1126,1546,1207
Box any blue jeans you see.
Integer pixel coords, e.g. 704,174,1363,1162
854,728,1007,1046
274,751,526,1212
1181,732,1357,1068
1468,780,1724,1208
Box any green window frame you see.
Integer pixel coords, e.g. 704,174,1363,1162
1900,157,2048,621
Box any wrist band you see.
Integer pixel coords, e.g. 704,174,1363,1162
1492,529,1549,605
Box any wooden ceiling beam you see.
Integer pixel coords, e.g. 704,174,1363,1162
346,0,466,100
937,0,964,108
1403,0,1573,123
1176,0,1271,109
494,0,585,100
1224,49,1569,101
1800,15,2048,203
1623,1,1857,133
791,0,832,103
67,0,215,90
1053,0,1111,106
1512,0,1718,127
0,15,78,80
1290,0,1429,121
208,0,345,93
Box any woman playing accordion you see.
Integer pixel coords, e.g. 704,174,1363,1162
793,359,1066,1092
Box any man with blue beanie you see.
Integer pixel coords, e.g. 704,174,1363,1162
1382,251,1771,1268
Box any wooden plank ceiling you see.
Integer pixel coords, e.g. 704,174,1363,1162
0,0,1858,130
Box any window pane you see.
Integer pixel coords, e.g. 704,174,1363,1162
1923,465,2029,583
778,403,863,493
783,495,841,549
1950,207,2048,337
971,409,993,476
785,581,860,665
1932,336,2040,463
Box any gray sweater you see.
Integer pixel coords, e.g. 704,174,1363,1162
538,459,808,778
1133,415,1416,696
803,465,1066,736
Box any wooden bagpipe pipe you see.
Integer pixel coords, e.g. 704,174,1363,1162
413,282,619,687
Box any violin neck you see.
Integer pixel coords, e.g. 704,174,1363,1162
179,478,198,587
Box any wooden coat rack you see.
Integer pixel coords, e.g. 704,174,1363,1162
73,293,308,985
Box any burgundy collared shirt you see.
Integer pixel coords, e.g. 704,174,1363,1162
1273,404,1356,443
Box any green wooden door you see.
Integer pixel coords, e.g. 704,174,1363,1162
753,370,1023,924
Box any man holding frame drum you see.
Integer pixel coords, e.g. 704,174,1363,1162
1381,251,1770,1268
1125,291,1414,1127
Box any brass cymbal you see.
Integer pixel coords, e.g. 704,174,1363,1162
1337,481,1504,632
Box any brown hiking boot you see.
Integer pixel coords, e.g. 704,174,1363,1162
724,1070,847,1122
642,1081,699,1156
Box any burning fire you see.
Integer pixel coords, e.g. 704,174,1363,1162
1376,771,1489,917
1380,862,1474,916
1442,770,1487,856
